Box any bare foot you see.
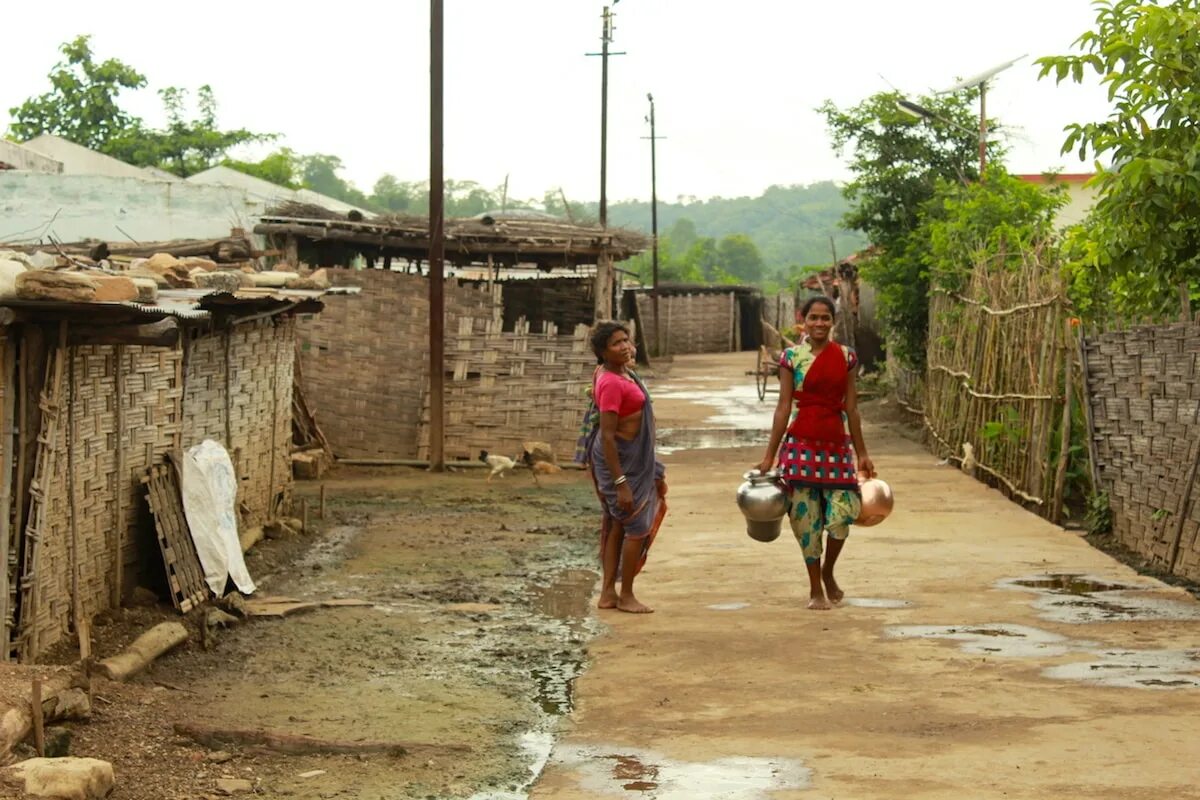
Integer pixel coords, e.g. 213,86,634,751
822,576,844,604
617,596,654,614
598,589,619,609
807,595,832,611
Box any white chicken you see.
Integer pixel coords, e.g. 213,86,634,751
479,450,516,483
960,442,977,478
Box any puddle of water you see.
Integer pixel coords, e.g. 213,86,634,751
884,624,1087,657
469,731,555,800
1032,594,1200,624
652,385,769,429
657,427,767,454
531,569,597,621
1007,574,1139,595
841,598,912,609
1043,649,1200,690
551,745,812,798
524,569,599,718
707,602,750,611
997,574,1200,623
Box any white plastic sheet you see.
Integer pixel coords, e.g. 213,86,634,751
180,440,256,596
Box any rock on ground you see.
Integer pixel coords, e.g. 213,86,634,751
3,756,114,799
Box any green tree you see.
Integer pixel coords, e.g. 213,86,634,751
666,218,699,251
224,148,301,188
1037,0,1200,317
716,233,765,283
373,174,422,213
298,153,372,208
920,167,1067,294
8,35,146,150
107,85,271,177
819,91,1000,367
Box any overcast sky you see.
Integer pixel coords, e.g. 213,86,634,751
2,1,1112,205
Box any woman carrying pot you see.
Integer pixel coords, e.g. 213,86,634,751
756,295,875,610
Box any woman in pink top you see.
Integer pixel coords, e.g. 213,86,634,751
576,321,667,613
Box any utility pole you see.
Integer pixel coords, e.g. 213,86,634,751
586,2,624,320
643,93,666,356
428,0,445,471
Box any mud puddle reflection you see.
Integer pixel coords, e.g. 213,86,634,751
551,745,812,798
652,384,769,430
997,573,1200,623
658,427,767,454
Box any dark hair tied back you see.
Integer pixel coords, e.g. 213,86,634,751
590,320,630,363
802,295,836,319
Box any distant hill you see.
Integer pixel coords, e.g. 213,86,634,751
599,181,868,269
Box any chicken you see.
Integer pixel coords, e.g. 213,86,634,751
960,442,977,478
480,450,516,483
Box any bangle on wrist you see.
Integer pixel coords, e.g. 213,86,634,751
614,475,628,486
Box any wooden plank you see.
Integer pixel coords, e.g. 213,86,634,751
143,465,208,613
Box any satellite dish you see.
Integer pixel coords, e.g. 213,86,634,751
938,54,1027,93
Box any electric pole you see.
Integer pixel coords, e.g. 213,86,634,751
586,3,624,320
428,0,445,471
643,93,667,356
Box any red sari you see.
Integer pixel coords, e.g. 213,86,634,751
776,342,860,491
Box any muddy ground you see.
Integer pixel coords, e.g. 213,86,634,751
8,467,604,799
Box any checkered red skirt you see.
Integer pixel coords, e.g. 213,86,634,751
777,432,860,491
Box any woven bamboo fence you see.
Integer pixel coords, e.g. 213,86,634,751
1082,319,1200,581
634,291,739,355
295,268,497,460
924,253,1077,520
7,318,295,662
418,318,596,463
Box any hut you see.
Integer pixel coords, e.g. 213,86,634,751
255,205,649,465
623,283,766,358
0,255,330,662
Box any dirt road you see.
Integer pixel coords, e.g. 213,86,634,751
530,352,1200,800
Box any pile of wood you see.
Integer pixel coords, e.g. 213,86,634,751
291,352,333,480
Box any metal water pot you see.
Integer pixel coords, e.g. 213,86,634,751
736,469,788,542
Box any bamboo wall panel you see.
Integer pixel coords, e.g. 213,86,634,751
295,268,496,459
17,319,295,661
1083,323,1200,581
923,256,1072,517
634,292,737,355
495,278,594,333
417,320,595,463
187,319,295,526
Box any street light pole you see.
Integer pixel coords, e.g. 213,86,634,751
978,80,987,176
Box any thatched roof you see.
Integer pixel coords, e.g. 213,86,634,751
254,202,650,270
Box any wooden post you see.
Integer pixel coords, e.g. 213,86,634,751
300,498,309,533
1167,435,1200,575
0,335,15,661
319,484,327,519
113,346,125,609
66,344,89,660
1076,330,1103,493
728,293,736,352
594,250,614,320
31,678,44,757
1051,324,1074,525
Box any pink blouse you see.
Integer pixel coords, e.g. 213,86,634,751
595,370,646,418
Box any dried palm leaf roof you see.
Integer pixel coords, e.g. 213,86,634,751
254,202,649,268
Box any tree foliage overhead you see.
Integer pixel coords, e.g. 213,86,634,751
9,35,272,178
1037,0,1200,317
8,35,146,150
108,86,271,177
819,90,1002,368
